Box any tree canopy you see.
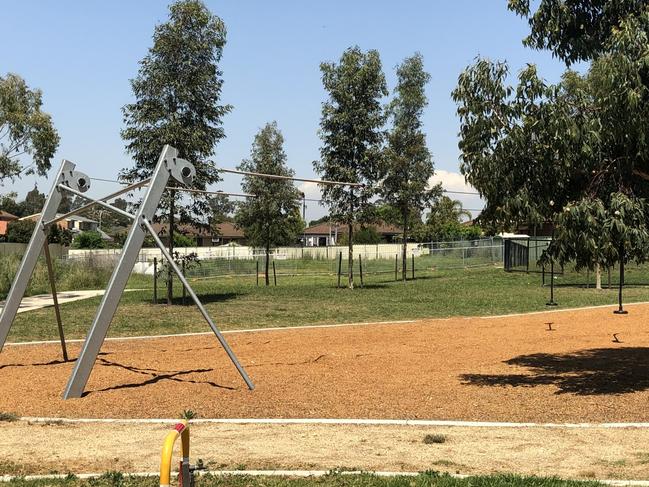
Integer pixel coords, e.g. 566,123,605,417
315,46,388,288
508,0,647,64
0,73,59,181
455,2,649,295
120,0,230,224
235,122,303,285
380,53,438,280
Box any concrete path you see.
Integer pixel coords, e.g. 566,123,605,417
0,290,107,314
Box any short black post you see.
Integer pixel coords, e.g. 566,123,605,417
608,266,612,289
614,244,628,314
273,260,277,286
181,260,186,305
546,259,558,306
542,265,545,287
153,257,158,305
337,251,342,288
394,254,398,281
256,260,259,287
411,254,415,280
359,254,364,288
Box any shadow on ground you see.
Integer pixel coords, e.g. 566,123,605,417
460,347,649,395
82,356,237,396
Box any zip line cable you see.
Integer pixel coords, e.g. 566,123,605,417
216,167,364,187
88,176,481,199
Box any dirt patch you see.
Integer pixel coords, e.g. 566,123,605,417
3,421,649,480
2,304,649,421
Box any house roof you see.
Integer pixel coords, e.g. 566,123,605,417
0,211,18,220
304,222,402,236
152,221,246,239
214,222,245,238
19,212,98,224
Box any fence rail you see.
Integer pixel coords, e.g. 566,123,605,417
52,238,504,280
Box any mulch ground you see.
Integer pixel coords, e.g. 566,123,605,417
2,304,649,422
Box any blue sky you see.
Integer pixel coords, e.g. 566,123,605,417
0,1,572,221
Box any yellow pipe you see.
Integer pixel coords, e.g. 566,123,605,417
160,420,189,487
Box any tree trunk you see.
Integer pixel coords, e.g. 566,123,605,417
595,263,602,290
265,241,270,286
402,214,408,282
167,189,175,305
348,223,354,289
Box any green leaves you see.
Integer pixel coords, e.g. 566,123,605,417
120,0,230,225
235,122,303,252
0,73,59,181
315,46,388,226
508,0,648,64
381,53,436,241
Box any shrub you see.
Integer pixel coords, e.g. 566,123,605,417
6,220,36,243
72,230,106,249
423,433,447,444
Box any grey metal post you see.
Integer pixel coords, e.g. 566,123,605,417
141,217,254,390
0,160,89,352
153,257,158,304
43,242,68,361
63,145,193,398
358,254,363,288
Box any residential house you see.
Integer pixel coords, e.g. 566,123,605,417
20,213,113,241
303,222,402,247
150,221,247,247
0,211,19,238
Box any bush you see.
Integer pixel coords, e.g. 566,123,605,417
72,231,106,249
6,220,36,243
0,253,113,299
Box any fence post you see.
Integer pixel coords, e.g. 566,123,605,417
256,260,259,286
182,260,187,305
608,266,612,289
412,253,415,280
359,254,364,288
395,254,398,281
153,257,158,305
273,260,277,286
337,251,342,288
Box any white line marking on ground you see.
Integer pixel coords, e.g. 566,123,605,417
3,320,418,347
0,469,646,486
6,300,649,348
19,417,649,429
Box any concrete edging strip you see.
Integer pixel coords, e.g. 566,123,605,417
0,469,647,486
19,416,649,429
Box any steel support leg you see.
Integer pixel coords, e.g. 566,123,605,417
0,160,88,352
63,146,184,399
43,242,68,361
141,217,254,390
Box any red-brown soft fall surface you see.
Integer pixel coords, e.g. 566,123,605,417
2,304,649,422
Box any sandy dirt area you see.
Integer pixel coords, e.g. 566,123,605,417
2,304,649,422
2,421,649,481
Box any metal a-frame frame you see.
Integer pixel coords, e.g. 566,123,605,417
0,145,254,399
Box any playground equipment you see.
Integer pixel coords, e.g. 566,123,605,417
0,145,254,398
160,419,203,487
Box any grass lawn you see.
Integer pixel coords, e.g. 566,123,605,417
6,264,649,343
0,473,604,487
